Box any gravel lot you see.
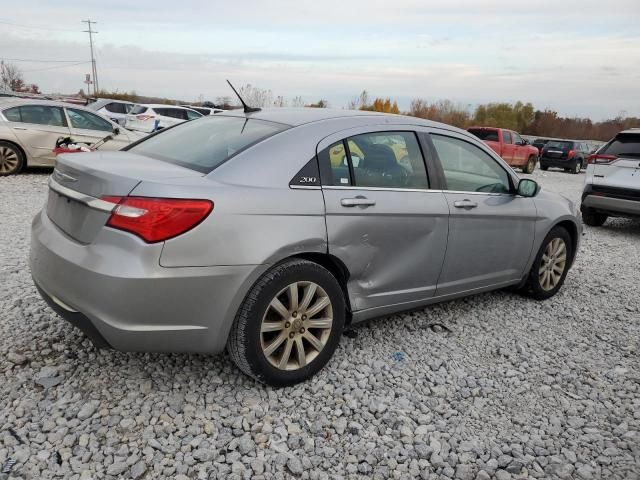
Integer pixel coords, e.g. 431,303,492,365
1,168,639,480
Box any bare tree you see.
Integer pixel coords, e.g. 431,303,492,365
238,84,273,108
273,95,287,107
291,96,305,108
347,90,369,110
1,62,25,91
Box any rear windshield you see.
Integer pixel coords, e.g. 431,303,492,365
129,116,288,173
468,129,499,142
601,134,640,157
546,141,573,150
130,105,147,114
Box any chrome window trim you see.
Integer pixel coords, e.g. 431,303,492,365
290,185,321,190
322,185,517,197
48,176,118,213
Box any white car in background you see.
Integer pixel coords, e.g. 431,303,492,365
86,99,135,126
581,129,640,226
125,104,203,133
180,105,224,115
0,98,144,175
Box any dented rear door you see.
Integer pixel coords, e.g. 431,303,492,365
318,126,449,312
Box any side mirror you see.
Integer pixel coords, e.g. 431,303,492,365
517,178,539,197
113,127,120,135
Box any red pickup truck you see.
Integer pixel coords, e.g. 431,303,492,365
467,127,539,174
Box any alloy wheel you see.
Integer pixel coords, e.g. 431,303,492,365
260,281,333,370
0,146,19,174
538,238,567,291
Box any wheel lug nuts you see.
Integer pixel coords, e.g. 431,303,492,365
300,327,305,333
292,311,297,317
285,322,290,328
289,332,295,338
302,315,307,320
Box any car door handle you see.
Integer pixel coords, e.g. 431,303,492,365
341,197,376,207
453,199,478,209
13,127,28,130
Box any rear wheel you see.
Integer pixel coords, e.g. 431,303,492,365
227,259,345,386
525,226,572,300
572,160,582,174
582,211,607,227
523,155,536,174
540,164,549,171
0,141,24,176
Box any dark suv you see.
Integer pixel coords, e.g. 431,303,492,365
540,140,591,174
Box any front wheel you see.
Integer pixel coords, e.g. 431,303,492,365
227,259,345,386
525,227,572,300
523,155,536,174
540,165,549,171
582,211,607,227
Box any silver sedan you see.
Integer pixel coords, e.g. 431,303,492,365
30,109,581,386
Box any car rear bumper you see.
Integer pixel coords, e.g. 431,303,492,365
581,184,640,218
30,208,265,354
540,157,579,168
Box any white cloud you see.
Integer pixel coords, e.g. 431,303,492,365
1,0,639,118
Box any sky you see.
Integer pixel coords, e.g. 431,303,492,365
1,0,639,120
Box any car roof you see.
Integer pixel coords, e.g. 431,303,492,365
618,128,640,135
0,98,89,109
143,104,195,109
89,98,134,109
216,107,448,129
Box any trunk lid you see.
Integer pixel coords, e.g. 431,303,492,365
47,151,203,244
593,156,640,189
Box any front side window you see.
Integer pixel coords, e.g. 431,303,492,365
67,108,113,131
431,134,511,194
105,102,126,114
185,109,202,120
502,131,513,144
512,132,523,145
130,105,147,115
129,115,288,173
320,132,429,189
8,105,66,127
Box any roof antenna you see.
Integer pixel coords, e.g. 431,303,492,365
226,80,261,113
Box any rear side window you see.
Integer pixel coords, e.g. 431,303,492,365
129,116,288,173
130,105,148,114
105,102,127,114
320,131,428,189
468,129,499,142
5,105,67,127
185,109,202,120
601,134,640,157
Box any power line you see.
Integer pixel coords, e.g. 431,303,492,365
82,19,99,95
0,20,78,33
1,57,86,63
22,61,91,73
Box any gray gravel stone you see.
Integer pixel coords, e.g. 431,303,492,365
0,170,638,479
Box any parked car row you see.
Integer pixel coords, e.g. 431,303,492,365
540,140,591,174
0,98,144,175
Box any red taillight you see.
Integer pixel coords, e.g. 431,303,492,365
587,154,617,165
102,196,213,243
568,149,576,159
136,115,155,121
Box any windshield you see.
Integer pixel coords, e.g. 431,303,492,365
601,134,640,157
129,115,288,173
468,129,499,142
545,141,572,150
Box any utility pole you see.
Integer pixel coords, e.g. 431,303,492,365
82,19,99,96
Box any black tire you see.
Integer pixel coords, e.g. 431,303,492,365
571,160,582,174
540,164,549,171
227,259,346,387
525,226,573,300
522,155,536,174
582,212,607,227
0,141,25,176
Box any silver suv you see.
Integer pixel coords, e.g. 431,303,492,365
30,109,581,386
581,129,640,226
